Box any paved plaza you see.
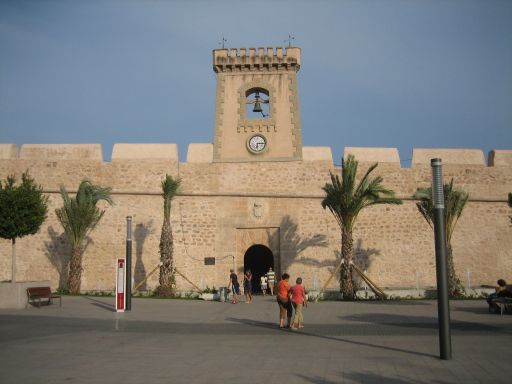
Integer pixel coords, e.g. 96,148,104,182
0,295,511,384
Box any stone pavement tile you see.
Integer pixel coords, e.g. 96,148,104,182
447,360,485,384
375,359,399,380
461,356,505,384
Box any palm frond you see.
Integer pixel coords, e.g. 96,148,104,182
56,181,113,248
162,175,181,197
76,180,113,206
161,175,181,221
412,179,469,240
444,179,469,242
322,156,402,232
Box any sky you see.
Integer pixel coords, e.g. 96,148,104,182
1,0,511,166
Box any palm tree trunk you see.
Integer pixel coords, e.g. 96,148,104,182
159,218,174,293
341,228,355,300
446,243,463,297
68,246,83,294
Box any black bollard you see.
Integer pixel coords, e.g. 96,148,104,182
431,158,452,360
126,216,132,311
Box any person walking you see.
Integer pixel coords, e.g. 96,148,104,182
290,277,307,330
276,273,292,328
260,274,268,296
266,267,276,296
243,269,253,303
228,269,240,304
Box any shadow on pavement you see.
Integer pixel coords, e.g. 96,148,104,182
340,313,509,333
451,304,498,316
349,300,431,306
297,372,455,384
226,317,437,359
83,296,116,312
225,317,282,332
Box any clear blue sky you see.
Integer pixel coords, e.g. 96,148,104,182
1,0,511,166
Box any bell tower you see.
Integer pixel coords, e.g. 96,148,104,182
212,47,303,162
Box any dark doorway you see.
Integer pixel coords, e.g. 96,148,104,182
244,244,274,293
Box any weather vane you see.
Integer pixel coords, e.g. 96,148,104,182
284,34,295,48
219,37,228,49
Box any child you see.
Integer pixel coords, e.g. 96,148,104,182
290,277,307,330
260,275,268,296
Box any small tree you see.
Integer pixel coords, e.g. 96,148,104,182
0,172,48,282
156,175,181,296
321,155,402,299
55,180,113,293
413,179,468,297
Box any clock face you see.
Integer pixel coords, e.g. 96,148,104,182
248,135,267,153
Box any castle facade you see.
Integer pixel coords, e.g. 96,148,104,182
1,47,511,293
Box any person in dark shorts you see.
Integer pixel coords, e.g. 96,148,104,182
243,269,253,303
228,269,240,304
276,273,292,328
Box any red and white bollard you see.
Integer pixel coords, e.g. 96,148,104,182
116,258,126,312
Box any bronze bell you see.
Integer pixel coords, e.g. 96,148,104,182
253,91,263,113
253,100,263,113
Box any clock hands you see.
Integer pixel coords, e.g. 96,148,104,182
249,135,266,153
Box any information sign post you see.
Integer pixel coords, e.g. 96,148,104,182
116,258,126,312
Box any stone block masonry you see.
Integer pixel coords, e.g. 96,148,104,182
0,144,511,293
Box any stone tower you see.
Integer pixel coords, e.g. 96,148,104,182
212,47,303,162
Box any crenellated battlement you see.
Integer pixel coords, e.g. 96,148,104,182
213,47,301,73
1,143,512,168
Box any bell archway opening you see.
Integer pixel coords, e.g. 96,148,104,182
243,244,274,293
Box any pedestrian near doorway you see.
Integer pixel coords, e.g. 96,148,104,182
276,273,292,328
266,267,276,296
244,269,253,303
228,269,240,304
290,277,307,330
260,275,268,296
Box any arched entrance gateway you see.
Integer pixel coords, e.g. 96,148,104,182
236,227,280,292
243,245,274,293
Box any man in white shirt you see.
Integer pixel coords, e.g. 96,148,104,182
266,267,276,296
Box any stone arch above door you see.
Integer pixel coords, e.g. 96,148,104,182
236,227,280,278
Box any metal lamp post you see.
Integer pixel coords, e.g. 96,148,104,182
431,158,452,360
126,216,132,311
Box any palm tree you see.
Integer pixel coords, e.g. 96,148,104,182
157,175,181,296
321,155,402,299
413,179,468,297
55,180,113,293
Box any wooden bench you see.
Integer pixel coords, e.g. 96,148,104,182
26,287,61,308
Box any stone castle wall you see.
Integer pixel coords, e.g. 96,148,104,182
0,143,511,293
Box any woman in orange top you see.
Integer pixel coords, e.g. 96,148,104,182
276,273,292,328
